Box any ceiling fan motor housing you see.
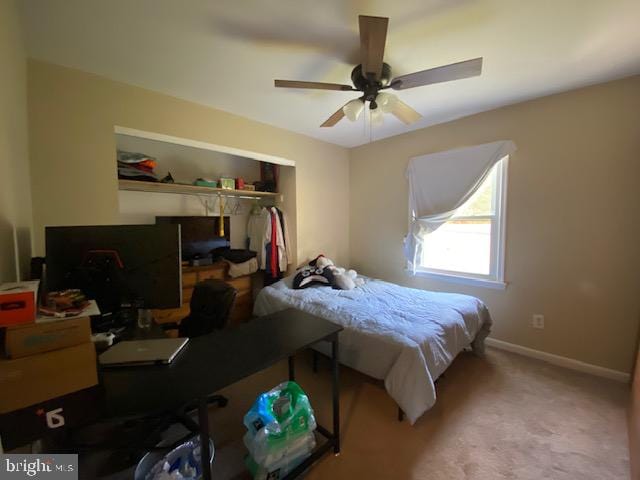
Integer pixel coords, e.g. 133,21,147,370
351,63,392,106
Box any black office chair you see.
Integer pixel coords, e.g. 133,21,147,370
178,279,237,410
179,279,237,337
141,279,239,446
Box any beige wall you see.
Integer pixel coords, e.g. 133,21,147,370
350,76,640,373
27,60,350,269
0,0,33,282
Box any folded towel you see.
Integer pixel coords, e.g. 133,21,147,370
226,258,258,278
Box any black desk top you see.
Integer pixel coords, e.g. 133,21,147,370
100,309,342,417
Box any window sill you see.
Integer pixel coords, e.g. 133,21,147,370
405,268,507,290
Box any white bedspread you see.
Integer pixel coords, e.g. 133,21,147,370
254,276,492,424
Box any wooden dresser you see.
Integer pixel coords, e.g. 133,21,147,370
152,261,253,327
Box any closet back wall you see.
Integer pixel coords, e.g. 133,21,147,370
28,60,350,268
116,134,262,248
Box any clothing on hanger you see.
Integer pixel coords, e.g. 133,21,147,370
246,205,292,276
269,209,278,278
247,208,266,265
274,207,291,271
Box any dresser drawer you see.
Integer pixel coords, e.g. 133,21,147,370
182,287,193,303
198,268,225,281
229,302,253,325
228,276,251,294
153,303,190,324
182,272,198,288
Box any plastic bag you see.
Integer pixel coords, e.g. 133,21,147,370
245,441,314,480
244,430,315,469
243,381,316,439
142,436,210,480
243,381,317,473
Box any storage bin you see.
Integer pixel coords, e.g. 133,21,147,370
134,436,214,480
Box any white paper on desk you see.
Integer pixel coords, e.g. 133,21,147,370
36,299,101,323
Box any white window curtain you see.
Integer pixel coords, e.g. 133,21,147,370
404,140,517,269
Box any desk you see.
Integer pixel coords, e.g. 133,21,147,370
103,308,342,479
1,309,342,480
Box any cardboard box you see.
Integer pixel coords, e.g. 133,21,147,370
0,281,39,327
5,317,91,359
219,177,235,189
0,386,103,451
0,342,98,413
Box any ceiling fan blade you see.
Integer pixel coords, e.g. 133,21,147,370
391,99,422,125
320,102,348,127
390,57,483,90
359,15,388,80
274,79,354,91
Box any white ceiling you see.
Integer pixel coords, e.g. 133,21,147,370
19,0,640,148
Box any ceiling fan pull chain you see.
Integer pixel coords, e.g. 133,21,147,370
363,101,367,137
367,102,373,143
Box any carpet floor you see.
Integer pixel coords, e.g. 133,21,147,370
207,347,629,480
82,347,630,479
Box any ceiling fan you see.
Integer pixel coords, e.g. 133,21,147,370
274,15,483,128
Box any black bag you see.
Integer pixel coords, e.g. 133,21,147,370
211,247,257,264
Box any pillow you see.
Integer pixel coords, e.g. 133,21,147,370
292,266,335,289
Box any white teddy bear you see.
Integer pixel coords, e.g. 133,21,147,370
313,255,365,290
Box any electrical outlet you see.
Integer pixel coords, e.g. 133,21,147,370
532,314,545,329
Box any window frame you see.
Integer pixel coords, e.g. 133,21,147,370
407,156,509,290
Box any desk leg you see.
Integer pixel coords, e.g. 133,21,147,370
197,397,212,480
288,355,295,381
312,350,319,373
331,335,340,454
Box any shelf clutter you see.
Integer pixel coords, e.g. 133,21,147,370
116,147,282,202
117,150,160,182
118,179,282,201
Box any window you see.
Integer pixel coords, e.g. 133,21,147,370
415,157,508,288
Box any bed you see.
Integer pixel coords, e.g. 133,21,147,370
254,275,492,425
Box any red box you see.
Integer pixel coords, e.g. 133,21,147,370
0,281,39,327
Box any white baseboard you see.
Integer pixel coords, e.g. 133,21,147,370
485,337,630,383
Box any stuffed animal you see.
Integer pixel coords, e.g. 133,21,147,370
292,264,335,289
292,255,364,290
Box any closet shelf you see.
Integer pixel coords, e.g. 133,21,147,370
118,179,282,201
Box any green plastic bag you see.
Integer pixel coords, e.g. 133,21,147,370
243,381,317,466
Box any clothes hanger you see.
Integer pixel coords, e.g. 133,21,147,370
250,199,262,215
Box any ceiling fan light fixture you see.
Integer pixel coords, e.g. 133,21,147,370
371,107,384,126
343,99,364,122
376,92,398,113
